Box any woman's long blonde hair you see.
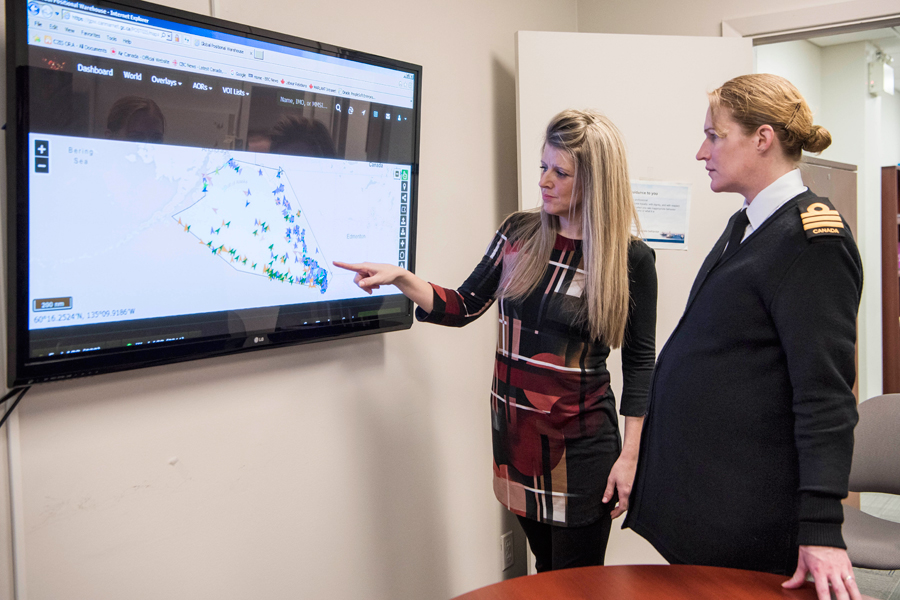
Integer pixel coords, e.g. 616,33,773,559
498,109,640,348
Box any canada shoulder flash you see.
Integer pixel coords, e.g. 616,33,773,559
798,198,845,239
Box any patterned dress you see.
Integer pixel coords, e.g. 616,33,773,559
417,213,657,526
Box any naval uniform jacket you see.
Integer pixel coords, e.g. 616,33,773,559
624,190,862,574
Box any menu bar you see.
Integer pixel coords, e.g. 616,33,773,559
33,48,415,126
27,0,415,109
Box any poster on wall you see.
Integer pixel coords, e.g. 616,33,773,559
631,180,691,250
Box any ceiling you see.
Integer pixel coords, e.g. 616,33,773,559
806,26,900,93
807,26,900,57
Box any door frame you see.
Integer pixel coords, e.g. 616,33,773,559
722,0,900,44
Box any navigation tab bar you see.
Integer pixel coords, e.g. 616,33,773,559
150,74,182,87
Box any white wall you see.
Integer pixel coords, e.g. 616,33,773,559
0,1,578,599
817,41,885,401
750,39,884,401
883,87,900,166
754,40,823,118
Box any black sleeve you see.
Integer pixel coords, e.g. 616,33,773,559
619,240,658,417
770,236,863,548
415,214,522,327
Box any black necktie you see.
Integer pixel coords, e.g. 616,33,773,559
717,209,749,265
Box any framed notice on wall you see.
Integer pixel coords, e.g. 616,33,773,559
631,180,691,250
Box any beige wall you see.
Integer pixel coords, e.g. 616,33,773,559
576,0,865,36
0,428,12,600
4,1,894,598
0,1,576,599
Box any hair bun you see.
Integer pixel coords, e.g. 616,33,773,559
802,125,832,154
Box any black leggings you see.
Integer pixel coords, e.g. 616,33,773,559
517,512,613,572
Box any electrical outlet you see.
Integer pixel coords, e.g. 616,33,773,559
501,531,514,570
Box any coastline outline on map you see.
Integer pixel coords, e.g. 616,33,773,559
173,156,329,293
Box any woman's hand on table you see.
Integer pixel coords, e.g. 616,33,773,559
782,545,862,600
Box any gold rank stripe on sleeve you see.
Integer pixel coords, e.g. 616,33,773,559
803,220,844,231
801,213,842,224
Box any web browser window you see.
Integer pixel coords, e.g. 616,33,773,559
23,0,418,356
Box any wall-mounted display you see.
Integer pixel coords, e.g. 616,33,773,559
5,0,422,386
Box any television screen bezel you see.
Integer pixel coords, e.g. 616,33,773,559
5,0,422,387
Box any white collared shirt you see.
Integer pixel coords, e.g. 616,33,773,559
739,169,808,242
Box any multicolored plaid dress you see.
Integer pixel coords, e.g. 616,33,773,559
416,213,657,526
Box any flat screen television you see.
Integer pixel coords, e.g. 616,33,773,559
5,0,421,386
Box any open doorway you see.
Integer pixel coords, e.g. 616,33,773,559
754,28,899,171
755,28,900,600
755,28,900,390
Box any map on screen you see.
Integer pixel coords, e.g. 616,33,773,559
29,134,408,330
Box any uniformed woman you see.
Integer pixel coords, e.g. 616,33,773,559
624,74,863,600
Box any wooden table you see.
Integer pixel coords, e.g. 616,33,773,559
452,564,872,600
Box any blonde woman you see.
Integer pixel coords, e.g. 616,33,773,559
335,110,657,570
625,74,862,600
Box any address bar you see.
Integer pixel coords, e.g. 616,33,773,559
65,11,172,41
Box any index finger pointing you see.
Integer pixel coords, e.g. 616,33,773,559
333,261,362,272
